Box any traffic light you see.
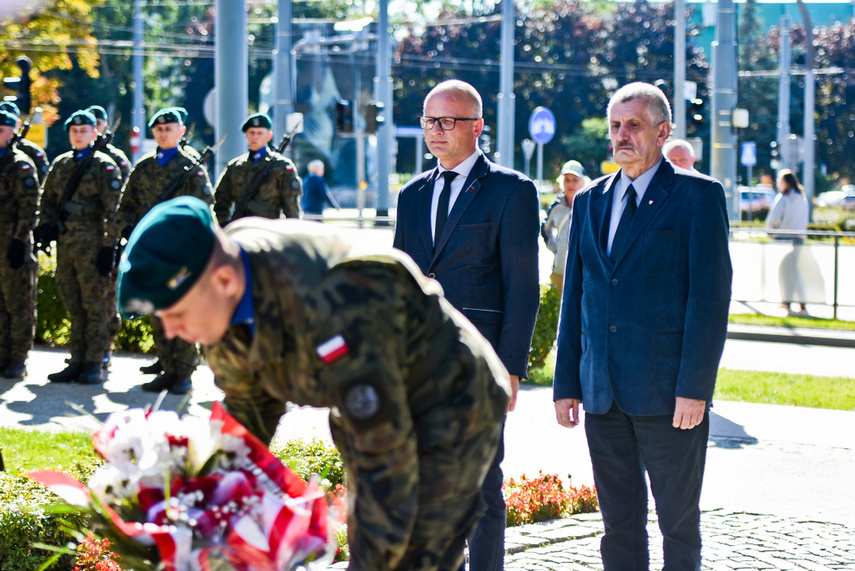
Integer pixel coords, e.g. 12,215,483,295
364,100,385,134
3,56,32,116
335,100,353,133
687,96,704,134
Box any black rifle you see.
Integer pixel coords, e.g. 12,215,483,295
1,120,30,171
54,129,114,234
156,134,225,204
231,128,299,219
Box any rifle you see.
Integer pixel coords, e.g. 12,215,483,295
231,124,301,220
54,128,114,234
156,134,225,204
1,120,30,171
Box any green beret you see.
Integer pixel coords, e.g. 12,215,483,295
0,110,17,128
63,110,97,131
241,113,272,132
0,101,20,117
86,105,108,121
148,106,188,128
117,196,216,318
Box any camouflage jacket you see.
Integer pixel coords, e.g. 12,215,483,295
0,147,39,241
18,138,49,184
102,142,131,182
113,146,213,239
204,219,510,569
41,149,122,247
213,150,301,224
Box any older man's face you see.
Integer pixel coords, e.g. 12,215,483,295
666,146,695,170
609,98,670,177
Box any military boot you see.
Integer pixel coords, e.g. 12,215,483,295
48,362,84,383
142,372,178,392
0,358,9,372
140,360,163,375
78,362,104,385
3,360,27,378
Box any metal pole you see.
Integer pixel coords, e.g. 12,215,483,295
711,0,739,221
536,142,543,185
674,0,687,140
833,235,839,320
132,0,145,164
797,0,816,212
777,16,791,171
215,0,248,180
273,0,293,139
496,0,515,168
375,0,393,223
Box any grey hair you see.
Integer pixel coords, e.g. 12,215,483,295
663,138,695,158
424,80,483,118
307,159,325,174
607,82,672,126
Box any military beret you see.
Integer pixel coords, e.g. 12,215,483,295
63,110,97,131
241,113,272,132
148,106,188,128
117,196,217,317
0,101,20,117
86,105,108,121
0,110,17,128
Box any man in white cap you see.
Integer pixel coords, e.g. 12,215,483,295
541,160,589,288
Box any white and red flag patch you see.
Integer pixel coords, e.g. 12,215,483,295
316,334,349,364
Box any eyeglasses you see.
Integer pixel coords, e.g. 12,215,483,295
419,116,480,131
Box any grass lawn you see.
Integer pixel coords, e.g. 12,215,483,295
0,427,99,478
729,313,855,331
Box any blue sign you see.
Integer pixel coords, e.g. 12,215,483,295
741,142,757,167
529,107,556,145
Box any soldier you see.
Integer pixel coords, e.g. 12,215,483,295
0,110,39,379
213,113,301,225
112,107,213,394
0,101,49,184
86,105,131,181
117,196,509,571
38,110,122,385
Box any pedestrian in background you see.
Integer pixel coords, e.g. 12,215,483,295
213,113,301,226
117,196,510,571
0,110,39,379
393,79,540,571
663,138,698,172
553,82,732,571
111,107,213,394
767,168,810,314
39,110,122,385
542,159,589,289
301,159,340,218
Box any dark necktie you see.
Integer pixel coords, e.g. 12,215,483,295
610,184,637,260
434,170,457,246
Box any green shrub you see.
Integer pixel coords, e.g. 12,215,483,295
528,282,561,372
271,437,345,490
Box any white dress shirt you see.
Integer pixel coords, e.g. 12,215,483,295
431,150,481,243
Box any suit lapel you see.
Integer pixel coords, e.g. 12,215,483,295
592,174,619,262
418,168,440,258
431,154,489,262
611,161,674,267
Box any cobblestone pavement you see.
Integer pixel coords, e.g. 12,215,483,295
503,510,855,570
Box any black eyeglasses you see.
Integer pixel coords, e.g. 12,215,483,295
419,116,480,131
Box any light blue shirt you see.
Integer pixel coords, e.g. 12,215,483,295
607,158,662,256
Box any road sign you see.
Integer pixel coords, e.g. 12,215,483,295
528,107,556,145
741,142,757,167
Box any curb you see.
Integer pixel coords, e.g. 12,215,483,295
726,324,855,348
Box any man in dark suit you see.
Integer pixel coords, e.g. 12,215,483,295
553,82,732,571
393,79,540,571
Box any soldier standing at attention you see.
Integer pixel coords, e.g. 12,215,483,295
0,110,39,379
39,110,122,385
118,196,510,571
213,113,301,225
86,106,131,181
0,101,49,184
112,107,213,394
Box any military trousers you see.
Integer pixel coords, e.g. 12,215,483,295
55,236,113,363
151,314,199,376
0,234,35,361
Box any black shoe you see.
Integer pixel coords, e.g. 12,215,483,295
78,362,104,385
2,360,26,378
140,360,163,375
102,350,112,371
0,358,9,372
142,372,178,393
169,375,193,395
48,362,84,383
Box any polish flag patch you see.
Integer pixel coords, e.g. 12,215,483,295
316,335,349,364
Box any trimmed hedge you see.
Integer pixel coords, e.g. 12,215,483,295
529,282,561,373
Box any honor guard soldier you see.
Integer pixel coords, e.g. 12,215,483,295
0,110,39,378
213,113,301,225
118,197,510,571
38,110,122,385
111,107,214,394
0,101,49,184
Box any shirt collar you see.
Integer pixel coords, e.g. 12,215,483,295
250,146,268,164
438,149,480,180
230,246,255,335
619,158,663,203
74,147,92,162
156,146,180,166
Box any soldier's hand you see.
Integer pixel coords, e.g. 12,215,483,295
96,246,116,276
34,223,59,251
6,239,26,269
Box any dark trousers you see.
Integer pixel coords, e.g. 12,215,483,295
463,420,505,571
585,403,709,571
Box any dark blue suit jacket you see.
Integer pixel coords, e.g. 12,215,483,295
553,160,732,415
393,152,540,378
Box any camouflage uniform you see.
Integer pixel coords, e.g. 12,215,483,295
100,142,130,355
213,149,301,225
205,219,510,571
41,149,122,364
0,147,39,367
17,138,49,184
113,146,213,377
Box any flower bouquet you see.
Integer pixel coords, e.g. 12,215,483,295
29,402,335,571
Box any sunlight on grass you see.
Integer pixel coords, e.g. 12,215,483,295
715,368,855,411
729,313,855,331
